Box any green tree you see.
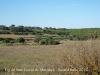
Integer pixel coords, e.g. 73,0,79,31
9,24,15,32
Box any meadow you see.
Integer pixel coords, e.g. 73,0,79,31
0,40,100,75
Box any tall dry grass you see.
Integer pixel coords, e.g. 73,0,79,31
0,40,100,75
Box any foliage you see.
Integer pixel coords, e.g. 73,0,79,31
40,36,60,45
0,31,10,34
16,37,25,43
0,38,4,41
34,35,41,43
40,39,47,45
53,40,60,45
1,38,15,44
0,25,100,40
46,36,54,45
2,39,10,43
14,32,28,35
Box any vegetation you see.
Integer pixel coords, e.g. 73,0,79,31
34,35,41,43
16,37,25,43
0,24,100,74
44,36,60,45
0,40,99,75
1,38,14,43
0,25,100,41
2,38,10,43
34,35,60,45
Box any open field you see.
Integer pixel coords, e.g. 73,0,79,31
0,40,100,75
0,34,35,40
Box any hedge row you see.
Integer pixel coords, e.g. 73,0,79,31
0,38,25,43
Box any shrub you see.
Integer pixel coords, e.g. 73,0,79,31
34,35,41,43
10,40,15,43
40,39,47,45
40,36,60,45
16,37,25,43
53,40,60,45
0,38,4,41
2,38,10,43
46,36,54,45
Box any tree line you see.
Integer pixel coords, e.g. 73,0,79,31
0,24,100,40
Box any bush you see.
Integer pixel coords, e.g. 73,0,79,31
40,39,47,45
53,40,60,45
16,37,25,43
34,36,60,45
0,38,4,41
2,39,10,43
40,36,60,45
10,40,15,43
46,36,54,45
34,35,41,43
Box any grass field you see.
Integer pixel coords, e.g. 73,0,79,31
0,34,35,39
0,40,100,75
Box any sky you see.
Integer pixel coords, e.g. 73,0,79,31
0,0,100,28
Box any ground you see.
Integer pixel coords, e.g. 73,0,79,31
0,40,100,75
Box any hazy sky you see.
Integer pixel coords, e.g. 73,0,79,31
0,0,100,28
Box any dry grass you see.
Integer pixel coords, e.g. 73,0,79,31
0,40,100,75
0,34,34,39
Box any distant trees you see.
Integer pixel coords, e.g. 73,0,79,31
0,31,10,34
0,24,100,41
9,24,16,32
0,25,10,34
0,25,9,30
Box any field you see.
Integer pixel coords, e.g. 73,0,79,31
0,40,100,75
0,34,66,39
0,34,34,39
